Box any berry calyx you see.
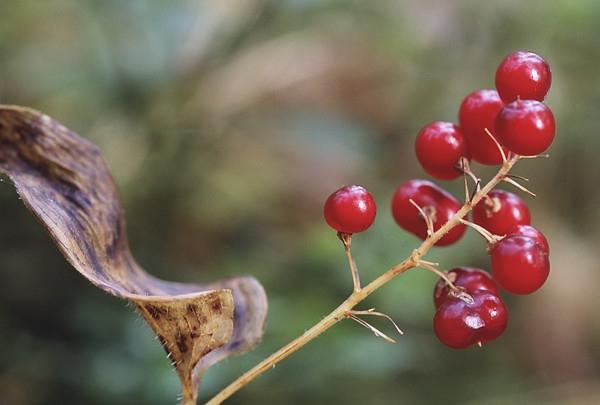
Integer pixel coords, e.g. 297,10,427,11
490,235,550,294
495,99,556,156
495,50,552,102
473,189,531,236
324,185,376,234
433,290,508,349
506,224,549,253
433,267,499,309
458,89,508,165
391,180,466,246
415,121,467,180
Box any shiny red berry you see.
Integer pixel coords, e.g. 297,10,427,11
324,185,376,234
495,51,552,102
415,121,467,180
490,235,550,294
434,290,508,349
495,99,556,156
506,224,549,253
433,267,499,309
458,89,508,165
391,179,466,246
473,189,530,236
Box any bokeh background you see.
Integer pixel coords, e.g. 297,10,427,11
0,1,598,404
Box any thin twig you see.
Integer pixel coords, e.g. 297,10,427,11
506,174,530,182
462,168,470,204
470,181,480,203
418,258,439,266
416,261,458,291
503,177,536,197
351,308,405,336
409,198,434,236
457,157,481,203
206,154,520,405
484,128,507,163
519,153,550,159
458,157,481,189
459,218,503,243
346,313,397,343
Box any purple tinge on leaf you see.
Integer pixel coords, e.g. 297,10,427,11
0,105,268,403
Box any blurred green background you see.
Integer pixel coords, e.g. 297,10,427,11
0,1,598,404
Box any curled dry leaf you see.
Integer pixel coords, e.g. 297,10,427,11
0,105,268,404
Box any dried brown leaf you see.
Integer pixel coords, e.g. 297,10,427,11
0,105,268,404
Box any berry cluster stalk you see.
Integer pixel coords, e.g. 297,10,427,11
206,155,520,405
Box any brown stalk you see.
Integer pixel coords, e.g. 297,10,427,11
206,154,520,404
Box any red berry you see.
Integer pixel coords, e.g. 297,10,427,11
434,290,508,349
495,51,552,102
324,185,376,234
433,267,499,309
506,224,549,253
458,89,508,165
473,189,530,236
495,99,556,156
490,235,550,294
391,179,466,246
415,121,467,180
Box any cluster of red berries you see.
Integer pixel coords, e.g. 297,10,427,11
323,51,553,349
417,50,554,175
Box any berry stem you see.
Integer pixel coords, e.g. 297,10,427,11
458,218,502,243
206,155,520,405
339,232,361,292
484,128,507,162
416,260,458,291
408,198,435,236
459,158,482,203
458,157,481,189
